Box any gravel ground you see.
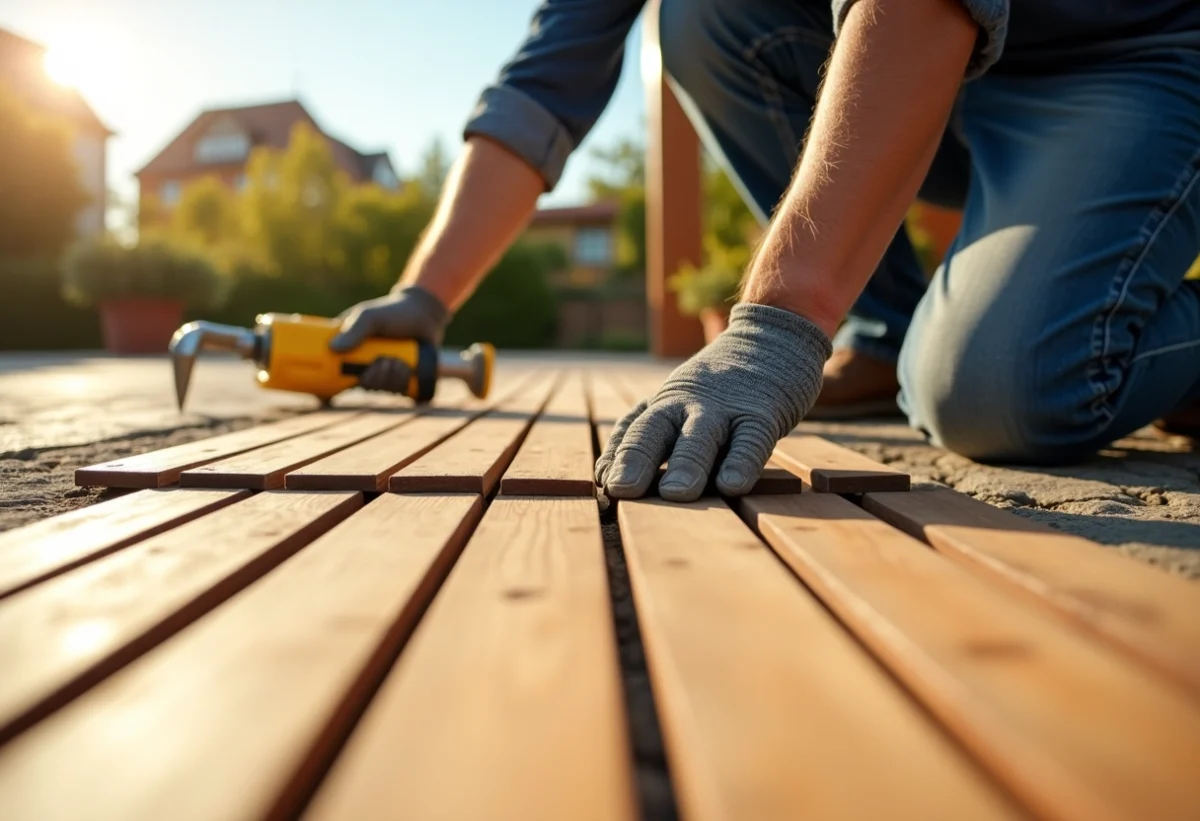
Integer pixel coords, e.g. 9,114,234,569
0,418,259,532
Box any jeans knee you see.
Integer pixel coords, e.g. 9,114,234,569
900,337,1100,464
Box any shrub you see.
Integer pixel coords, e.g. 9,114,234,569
443,242,558,349
0,256,101,350
668,241,748,316
62,236,230,311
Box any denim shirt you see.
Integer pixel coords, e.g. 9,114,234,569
464,0,1200,191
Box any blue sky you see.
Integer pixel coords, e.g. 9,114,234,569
0,0,647,223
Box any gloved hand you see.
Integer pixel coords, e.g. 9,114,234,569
328,285,449,393
596,303,832,502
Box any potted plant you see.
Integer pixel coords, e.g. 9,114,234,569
63,236,228,354
668,241,748,343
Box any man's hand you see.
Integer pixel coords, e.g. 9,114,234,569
596,304,832,502
328,285,448,393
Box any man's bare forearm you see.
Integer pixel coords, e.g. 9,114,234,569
740,0,977,337
398,136,544,311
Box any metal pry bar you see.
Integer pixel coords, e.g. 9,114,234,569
167,321,259,410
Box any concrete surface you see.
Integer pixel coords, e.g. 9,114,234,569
2,353,1197,578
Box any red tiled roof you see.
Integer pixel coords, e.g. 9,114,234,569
530,201,620,226
135,98,391,181
0,28,112,135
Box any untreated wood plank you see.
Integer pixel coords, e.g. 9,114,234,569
772,434,910,492
500,373,594,496
305,497,636,821
181,412,416,489
387,376,557,495
863,485,1200,697
0,494,479,821
0,488,246,600
587,371,637,456
75,411,354,488
0,490,360,744
618,498,1021,821
286,375,534,492
743,492,1200,821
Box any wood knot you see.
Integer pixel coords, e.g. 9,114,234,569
503,587,544,601
962,639,1031,661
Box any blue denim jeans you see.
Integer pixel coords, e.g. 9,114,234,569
660,0,1200,462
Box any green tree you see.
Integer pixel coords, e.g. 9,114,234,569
239,122,346,283
170,176,242,247
416,137,451,201
0,84,89,256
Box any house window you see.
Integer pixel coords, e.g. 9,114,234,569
160,180,182,206
574,227,612,266
195,133,249,164
372,160,398,190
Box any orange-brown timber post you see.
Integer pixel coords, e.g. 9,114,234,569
642,0,706,358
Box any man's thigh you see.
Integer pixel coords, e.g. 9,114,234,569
900,46,1200,461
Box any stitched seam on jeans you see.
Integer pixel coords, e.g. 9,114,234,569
1090,146,1200,413
1131,337,1200,363
742,28,830,165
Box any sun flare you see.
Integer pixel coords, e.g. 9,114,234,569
43,46,80,88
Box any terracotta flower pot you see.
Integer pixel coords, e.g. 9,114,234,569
699,307,730,344
98,297,184,354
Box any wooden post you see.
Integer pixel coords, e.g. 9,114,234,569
642,0,706,358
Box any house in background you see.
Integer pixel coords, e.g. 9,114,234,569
0,28,112,237
136,99,399,218
524,202,619,289
523,201,648,348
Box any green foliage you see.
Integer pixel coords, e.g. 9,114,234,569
443,243,559,349
416,137,451,201
0,256,101,350
668,240,749,316
62,235,229,310
0,83,90,257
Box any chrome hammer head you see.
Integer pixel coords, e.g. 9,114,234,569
167,321,259,410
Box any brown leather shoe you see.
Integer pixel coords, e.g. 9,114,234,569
807,348,902,420
1154,397,1200,442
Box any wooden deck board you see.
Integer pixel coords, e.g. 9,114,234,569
75,411,355,488
0,488,246,600
772,434,910,493
387,376,557,495
500,372,594,496
743,492,1200,821
305,497,637,821
618,497,1021,821
863,485,1200,697
0,494,478,821
181,412,416,490
0,491,360,744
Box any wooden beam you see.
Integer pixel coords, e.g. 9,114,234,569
0,490,361,744
0,494,480,821
618,498,1019,821
499,373,595,496
863,486,1200,697
772,435,911,493
75,411,354,488
643,0,706,358
0,489,246,600
743,493,1200,821
305,498,637,821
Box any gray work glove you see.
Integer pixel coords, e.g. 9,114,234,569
596,303,832,502
328,285,449,393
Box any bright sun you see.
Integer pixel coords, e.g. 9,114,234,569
43,47,80,88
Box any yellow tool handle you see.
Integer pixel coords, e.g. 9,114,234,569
254,314,426,400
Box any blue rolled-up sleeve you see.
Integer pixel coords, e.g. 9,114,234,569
464,0,646,190
831,0,1009,79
